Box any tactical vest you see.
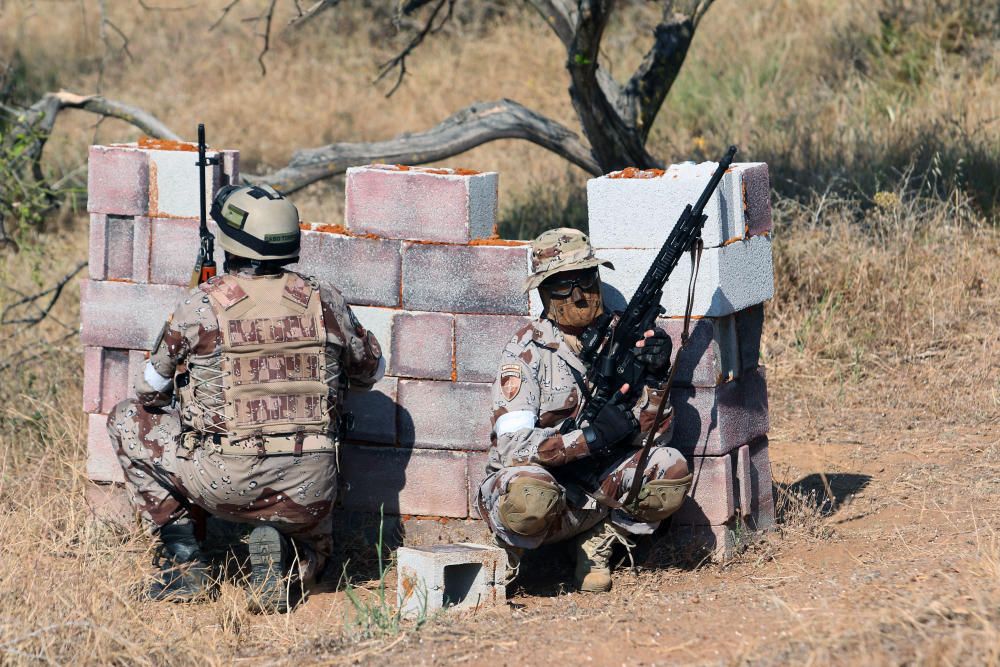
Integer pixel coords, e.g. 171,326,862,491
190,272,334,455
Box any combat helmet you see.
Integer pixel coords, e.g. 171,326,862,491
210,184,300,261
523,228,614,292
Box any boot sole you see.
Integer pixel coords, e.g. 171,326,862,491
247,526,292,613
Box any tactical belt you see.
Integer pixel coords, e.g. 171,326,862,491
184,431,337,457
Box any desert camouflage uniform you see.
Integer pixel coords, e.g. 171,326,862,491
478,317,689,550
107,270,383,578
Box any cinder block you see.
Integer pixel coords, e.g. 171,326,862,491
82,347,105,413
748,437,775,530
351,306,396,370
402,517,491,547
397,380,492,450
674,453,735,525
88,214,138,281
391,312,454,380
742,163,772,237
128,350,147,398
149,218,225,286
88,214,108,280
132,217,153,283
100,349,130,413
454,314,531,382
339,445,469,517
466,451,490,519
598,235,774,317
669,366,769,456
80,280,186,350
87,412,123,483
658,305,763,387
588,161,770,250
346,165,498,243
293,231,401,307
85,482,134,528
343,376,398,444
147,148,222,219
401,243,530,315
396,543,506,618
87,145,149,216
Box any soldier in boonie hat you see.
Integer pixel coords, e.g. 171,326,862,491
477,227,691,594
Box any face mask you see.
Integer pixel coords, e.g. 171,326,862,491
540,279,604,331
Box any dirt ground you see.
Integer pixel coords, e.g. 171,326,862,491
189,350,997,666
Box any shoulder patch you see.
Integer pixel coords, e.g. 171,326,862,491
283,273,314,308
500,363,523,401
200,275,248,310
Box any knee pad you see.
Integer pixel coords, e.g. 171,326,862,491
498,477,563,536
631,474,693,522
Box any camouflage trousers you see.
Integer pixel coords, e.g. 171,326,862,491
478,446,689,550
106,399,337,580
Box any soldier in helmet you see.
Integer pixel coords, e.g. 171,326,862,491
107,184,385,613
477,228,693,592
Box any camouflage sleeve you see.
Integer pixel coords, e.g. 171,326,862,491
135,288,218,407
490,345,590,468
629,383,675,447
319,284,383,390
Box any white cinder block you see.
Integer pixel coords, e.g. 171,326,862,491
588,162,767,250
598,235,774,317
148,149,221,219
351,305,396,370
396,543,507,618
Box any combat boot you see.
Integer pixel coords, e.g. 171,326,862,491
573,520,635,593
246,526,299,614
146,522,215,603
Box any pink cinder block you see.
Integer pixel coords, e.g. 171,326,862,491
669,366,769,456
658,305,763,387
105,216,135,280
743,163,772,237
88,214,108,280
346,165,498,243
80,280,186,350
343,376,398,444
397,380,492,450
128,350,147,398
147,148,222,219
293,231,402,307
467,451,490,519
454,314,531,382
101,349,130,413
666,523,735,561
390,312,454,380
132,217,152,283
87,145,149,216
674,453,735,525
339,445,469,518
401,243,530,315
749,437,775,530
82,347,105,413
149,218,224,286
87,412,124,483
85,482,134,528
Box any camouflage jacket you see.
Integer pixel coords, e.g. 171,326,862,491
488,318,673,472
135,270,384,427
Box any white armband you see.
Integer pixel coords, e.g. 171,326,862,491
494,410,536,437
143,361,173,392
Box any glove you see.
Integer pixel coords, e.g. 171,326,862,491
635,328,672,382
583,401,639,454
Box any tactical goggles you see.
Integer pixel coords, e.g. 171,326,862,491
542,269,600,297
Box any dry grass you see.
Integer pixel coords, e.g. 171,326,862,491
0,0,999,663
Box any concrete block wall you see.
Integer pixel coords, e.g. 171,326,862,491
83,149,774,558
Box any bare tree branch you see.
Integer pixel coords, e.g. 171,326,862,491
286,0,342,31
248,98,600,193
524,0,577,47
209,0,242,32
0,261,87,328
623,0,715,141
376,0,456,97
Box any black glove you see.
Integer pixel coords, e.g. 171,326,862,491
634,328,672,381
583,401,639,454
